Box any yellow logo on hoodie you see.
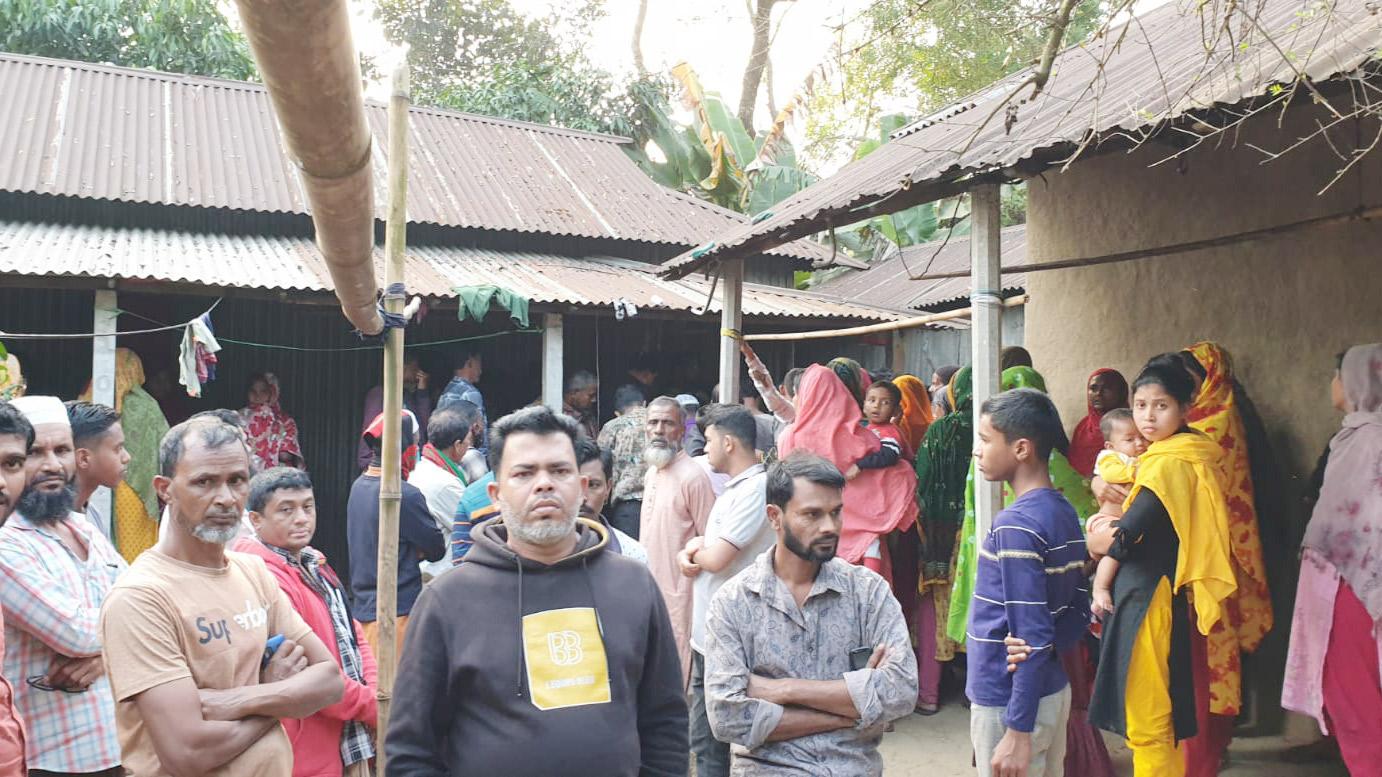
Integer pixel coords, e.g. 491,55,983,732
522,607,612,710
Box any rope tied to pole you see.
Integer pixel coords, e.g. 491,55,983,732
353,283,415,339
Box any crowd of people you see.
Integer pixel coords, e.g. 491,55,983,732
0,336,1375,777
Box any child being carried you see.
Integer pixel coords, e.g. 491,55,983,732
1087,408,1148,618
845,379,911,480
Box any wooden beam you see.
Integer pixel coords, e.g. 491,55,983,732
718,259,745,403
907,204,1382,279
742,296,1027,342
542,313,564,410
662,172,1009,280
970,184,1003,555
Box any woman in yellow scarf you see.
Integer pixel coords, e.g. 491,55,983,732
1088,356,1237,777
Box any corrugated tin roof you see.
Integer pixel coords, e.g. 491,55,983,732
663,0,1382,277
0,219,901,322
0,52,832,264
813,225,1028,311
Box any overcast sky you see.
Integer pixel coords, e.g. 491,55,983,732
352,0,870,126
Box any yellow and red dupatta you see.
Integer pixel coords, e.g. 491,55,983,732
1184,341,1274,715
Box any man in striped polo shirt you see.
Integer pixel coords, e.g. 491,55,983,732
968,388,1090,777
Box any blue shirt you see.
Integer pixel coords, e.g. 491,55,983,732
451,472,497,564
965,487,1090,732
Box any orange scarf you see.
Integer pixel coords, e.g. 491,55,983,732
892,375,934,453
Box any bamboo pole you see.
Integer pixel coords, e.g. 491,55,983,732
742,295,1028,342
375,61,409,771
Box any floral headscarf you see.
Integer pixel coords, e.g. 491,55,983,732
241,372,304,471
1302,343,1382,622
0,354,24,401
1183,340,1273,714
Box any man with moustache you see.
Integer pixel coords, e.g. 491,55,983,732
0,396,126,776
99,416,342,777
387,406,688,776
639,396,715,688
0,403,37,775
705,453,917,776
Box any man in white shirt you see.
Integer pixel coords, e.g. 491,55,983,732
677,405,771,777
407,402,482,580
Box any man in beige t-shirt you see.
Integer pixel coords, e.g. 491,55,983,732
100,417,343,777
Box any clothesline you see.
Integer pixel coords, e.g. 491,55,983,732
0,299,223,340
116,308,540,352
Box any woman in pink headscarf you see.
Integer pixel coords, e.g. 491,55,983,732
1282,344,1382,774
778,364,917,582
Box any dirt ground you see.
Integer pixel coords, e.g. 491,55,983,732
880,703,1350,776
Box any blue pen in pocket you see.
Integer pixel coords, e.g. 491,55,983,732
262,634,286,669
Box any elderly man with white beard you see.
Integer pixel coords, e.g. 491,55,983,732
0,395,126,777
387,406,688,776
639,396,716,688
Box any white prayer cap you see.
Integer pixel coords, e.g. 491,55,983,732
10,396,69,428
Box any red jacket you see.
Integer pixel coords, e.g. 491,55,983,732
233,538,378,777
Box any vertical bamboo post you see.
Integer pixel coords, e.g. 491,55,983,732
970,184,1003,553
91,289,118,537
718,259,744,403
375,60,409,771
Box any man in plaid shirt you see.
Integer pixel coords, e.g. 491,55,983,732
0,396,125,776
0,402,36,776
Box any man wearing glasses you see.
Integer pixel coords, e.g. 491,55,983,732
0,396,126,777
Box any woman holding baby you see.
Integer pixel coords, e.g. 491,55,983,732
1084,356,1239,777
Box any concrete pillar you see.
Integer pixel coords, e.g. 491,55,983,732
970,184,1003,544
718,259,744,404
90,289,118,538
542,313,564,411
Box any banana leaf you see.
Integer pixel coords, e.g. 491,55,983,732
874,201,939,245
744,164,817,216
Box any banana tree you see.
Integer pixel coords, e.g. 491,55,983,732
834,113,942,259
630,62,817,215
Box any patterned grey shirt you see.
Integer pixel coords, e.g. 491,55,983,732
704,549,918,776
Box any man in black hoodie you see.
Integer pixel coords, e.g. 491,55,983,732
386,406,689,776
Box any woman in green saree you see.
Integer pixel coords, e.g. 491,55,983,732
912,366,974,712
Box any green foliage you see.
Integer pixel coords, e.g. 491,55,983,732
376,0,668,143
637,64,818,215
1000,183,1027,226
834,113,940,256
806,0,1104,163
0,0,256,79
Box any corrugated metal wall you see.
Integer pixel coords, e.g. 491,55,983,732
0,285,542,582
896,306,1026,380
0,283,905,583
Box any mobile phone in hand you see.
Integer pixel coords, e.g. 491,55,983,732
848,646,874,671
261,634,285,669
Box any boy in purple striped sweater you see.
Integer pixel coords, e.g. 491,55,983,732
968,388,1090,777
